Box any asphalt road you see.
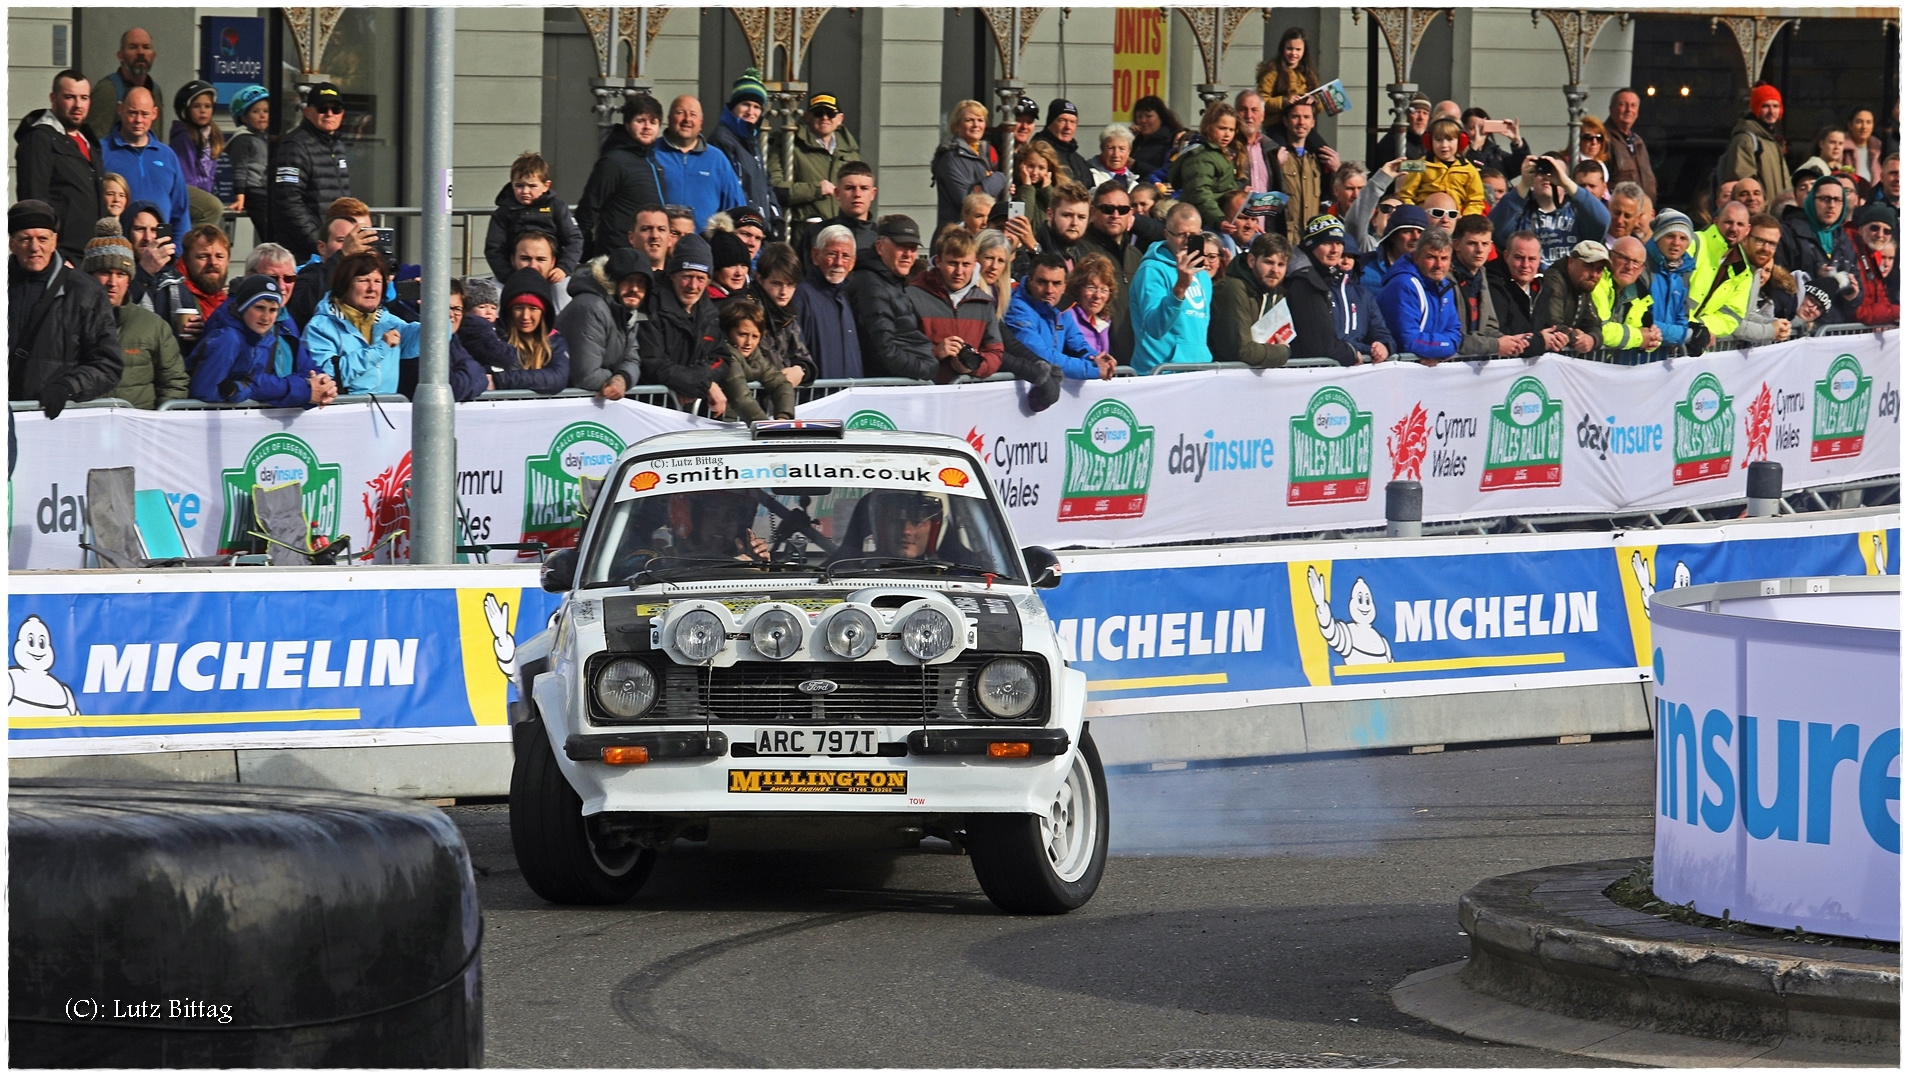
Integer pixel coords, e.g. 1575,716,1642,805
452,736,1656,1068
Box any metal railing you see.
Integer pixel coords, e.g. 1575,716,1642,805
363,206,502,277
9,398,135,413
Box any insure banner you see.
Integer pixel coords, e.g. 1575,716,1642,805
799,333,1900,548
10,397,713,570
1046,511,1897,717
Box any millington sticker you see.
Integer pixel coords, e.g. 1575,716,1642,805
1289,386,1373,505
1480,375,1564,490
1671,372,1735,485
1811,354,1871,461
844,409,898,431
1059,399,1154,521
728,769,908,794
219,433,343,553
522,421,627,548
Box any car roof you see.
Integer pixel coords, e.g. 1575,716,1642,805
624,425,982,462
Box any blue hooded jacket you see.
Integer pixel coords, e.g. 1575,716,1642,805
187,300,320,407
1647,234,1697,347
653,134,746,231
1488,184,1611,270
1128,239,1214,374
1002,282,1100,380
1377,256,1464,360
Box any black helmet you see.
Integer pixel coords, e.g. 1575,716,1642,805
174,80,218,119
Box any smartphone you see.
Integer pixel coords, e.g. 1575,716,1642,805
153,221,173,242
1481,118,1514,136
1006,202,1027,221
1400,159,1428,174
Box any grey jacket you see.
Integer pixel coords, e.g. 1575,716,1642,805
555,256,644,392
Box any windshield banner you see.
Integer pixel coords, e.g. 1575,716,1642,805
619,450,986,500
798,333,1898,548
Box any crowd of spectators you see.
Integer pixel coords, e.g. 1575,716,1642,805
8,25,1901,426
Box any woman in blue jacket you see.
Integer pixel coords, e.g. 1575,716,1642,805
187,275,338,407
485,268,571,394
300,251,421,395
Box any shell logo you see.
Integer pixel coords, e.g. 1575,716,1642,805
629,471,661,492
938,467,970,488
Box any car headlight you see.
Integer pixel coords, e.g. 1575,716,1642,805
974,657,1039,719
594,658,658,719
749,607,805,660
823,607,878,659
898,607,956,661
673,608,727,662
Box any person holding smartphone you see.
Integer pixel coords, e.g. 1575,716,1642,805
1127,202,1214,373
1462,108,1529,178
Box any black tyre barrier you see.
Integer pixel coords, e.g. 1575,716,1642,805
9,779,482,1068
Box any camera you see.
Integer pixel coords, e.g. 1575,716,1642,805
1534,158,1559,179
373,226,397,261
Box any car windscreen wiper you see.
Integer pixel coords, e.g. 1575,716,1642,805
821,555,1014,584
629,556,822,586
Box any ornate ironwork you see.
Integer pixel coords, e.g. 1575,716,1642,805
983,7,1045,78
1533,10,1626,163
729,7,830,81
578,6,672,79
1710,14,1798,85
284,7,342,79
1355,7,1451,85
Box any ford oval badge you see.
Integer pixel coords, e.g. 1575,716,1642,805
797,679,839,696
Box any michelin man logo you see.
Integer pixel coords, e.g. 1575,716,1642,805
1306,566,1393,665
484,593,519,678
9,615,79,716
1632,552,1692,618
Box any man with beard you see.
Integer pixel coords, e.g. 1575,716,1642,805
144,224,229,353
15,70,106,264
1723,85,1791,211
88,28,159,139
1265,97,1338,245
1031,99,1094,188
1694,213,1796,345
1487,229,1572,356
1284,214,1395,365
1014,182,1092,277
1690,200,1752,306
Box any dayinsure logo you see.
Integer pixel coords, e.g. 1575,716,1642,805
1812,355,1872,460
219,434,343,553
522,422,627,549
1480,376,1564,490
1289,386,1373,505
1059,399,1154,521
1671,372,1735,485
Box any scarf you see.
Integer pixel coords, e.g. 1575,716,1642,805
338,299,382,344
181,271,227,320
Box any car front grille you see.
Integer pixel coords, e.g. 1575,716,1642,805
587,654,1046,726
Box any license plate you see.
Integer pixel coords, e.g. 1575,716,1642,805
754,728,880,756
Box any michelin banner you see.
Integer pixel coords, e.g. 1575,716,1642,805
800,333,1899,548
8,513,1893,755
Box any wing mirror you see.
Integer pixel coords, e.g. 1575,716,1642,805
541,547,579,593
1021,545,1062,589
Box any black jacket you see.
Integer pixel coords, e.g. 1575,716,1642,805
1485,258,1549,357
638,283,722,401
271,120,351,262
13,110,105,262
706,115,779,232
844,262,937,380
1077,225,1146,363
1032,129,1095,188
485,183,586,280
8,262,123,405
575,126,666,260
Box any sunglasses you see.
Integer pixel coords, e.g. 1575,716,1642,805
1581,133,1604,143
1426,208,1460,220
267,274,298,286
314,103,344,115
1093,203,1133,214
1864,224,1894,235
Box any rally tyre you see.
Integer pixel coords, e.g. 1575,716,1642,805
966,730,1110,914
509,720,657,904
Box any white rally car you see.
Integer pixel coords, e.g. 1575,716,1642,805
508,420,1107,914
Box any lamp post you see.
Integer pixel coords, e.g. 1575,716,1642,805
411,7,456,565
1534,10,1623,165
1355,7,1450,157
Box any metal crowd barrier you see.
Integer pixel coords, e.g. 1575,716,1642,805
9,398,135,413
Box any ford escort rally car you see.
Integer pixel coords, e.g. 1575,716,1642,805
508,420,1107,914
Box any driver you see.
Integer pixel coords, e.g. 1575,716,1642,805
867,491,944,560
669,491,769,561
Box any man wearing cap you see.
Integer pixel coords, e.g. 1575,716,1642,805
655,96,747,233
559,247,650,399
1378,92,1433,161
83,216,185,408
88,28,160,140
16,70,107,266
1489,152,1610,271
1032,99,1095,188
8,200,123,416
707,70,780,235
1848,202,1898,326
1378,226,1465,362
1356,203,1428,292
1128,202,1216,373
1537,240,1609,353
188,274,337,408
772,93,863,243
995,96,1042,183
577,95,667,260
1646,209,1710,356
1723,85,1790,214
639,233,729,415
1284,214,1394,365
843,215,937,380
100,86,189,241
271,83,352,262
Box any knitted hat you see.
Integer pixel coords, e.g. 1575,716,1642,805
500,267,554,313
1802,282,1833,312
1047,98,1079,125
9,199,59,235
728,67,769,109
1300,214,1346,250
1408,91,1433,110
1381,205,1430,242
463,276,502,309
1650,209,1695,244
81,217,135,274
1855,202,1899,230
709,230,751,272
230,85,271,120
667,233,713,276
227,274,283,314
1748,83,1783,117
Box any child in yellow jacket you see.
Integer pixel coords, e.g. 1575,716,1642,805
1393,118,1488,217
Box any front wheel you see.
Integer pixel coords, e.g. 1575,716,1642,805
966,729,1110,914
509,720,657,904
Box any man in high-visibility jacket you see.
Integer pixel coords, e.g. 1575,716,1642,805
1690,213,1795,345
1590,236,1660,364
1688,200,1751,308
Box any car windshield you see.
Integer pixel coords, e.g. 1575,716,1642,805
580,448,1023,586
